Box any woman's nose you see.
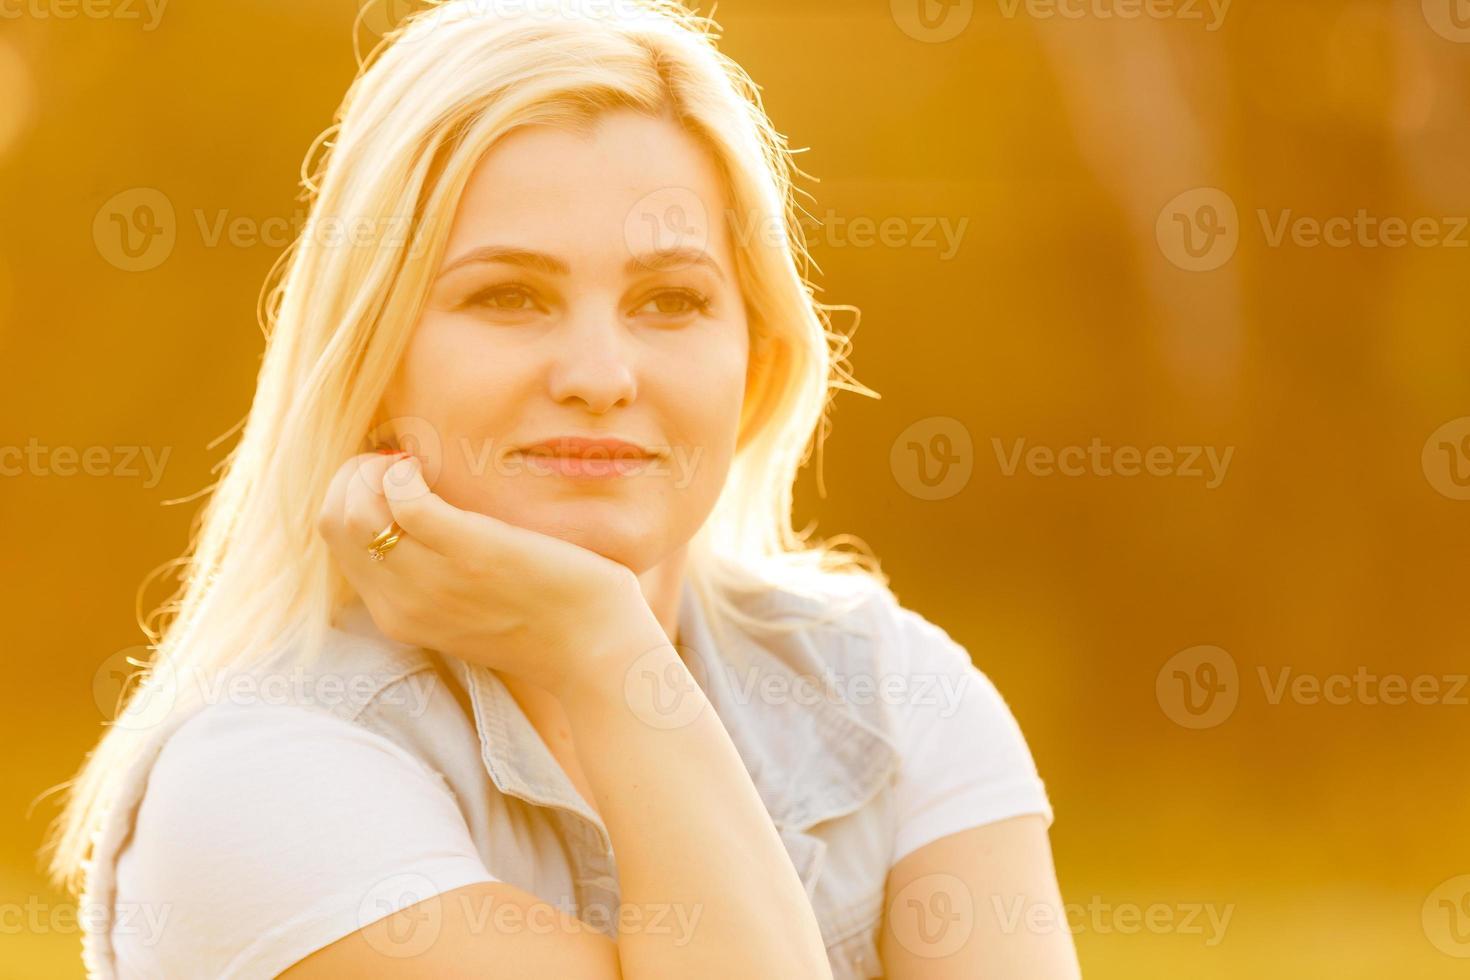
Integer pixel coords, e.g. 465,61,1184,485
545,316,638,413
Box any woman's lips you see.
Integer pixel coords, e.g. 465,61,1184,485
511,438,661,479
517,453,655,478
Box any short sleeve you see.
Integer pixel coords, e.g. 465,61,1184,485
111,701,497,979
881,601,1055,867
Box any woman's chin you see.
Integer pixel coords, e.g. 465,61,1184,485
441,484,662,569
553,529,654,571
504,510,652,569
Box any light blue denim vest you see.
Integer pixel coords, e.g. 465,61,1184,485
83,578,902,979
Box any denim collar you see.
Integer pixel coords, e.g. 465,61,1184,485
341,578,900,847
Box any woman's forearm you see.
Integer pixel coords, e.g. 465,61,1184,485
556,640,833,980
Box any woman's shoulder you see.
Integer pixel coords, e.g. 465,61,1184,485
749,574,1034,747
744,572,971,669
111,699,491,977
131,701,453,850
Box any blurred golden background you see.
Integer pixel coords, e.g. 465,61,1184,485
3,1,1468,976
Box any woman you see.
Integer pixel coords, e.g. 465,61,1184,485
45,1,1080,976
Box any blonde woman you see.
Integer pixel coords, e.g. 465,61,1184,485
45,2,1080,977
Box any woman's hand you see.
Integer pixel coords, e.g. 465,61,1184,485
315,451,669,698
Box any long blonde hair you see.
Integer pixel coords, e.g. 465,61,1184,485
42,0,887,895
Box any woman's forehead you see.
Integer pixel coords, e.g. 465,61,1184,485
443,113,736,269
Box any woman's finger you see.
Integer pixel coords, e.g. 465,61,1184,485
318,452,404,548
379,454,544,565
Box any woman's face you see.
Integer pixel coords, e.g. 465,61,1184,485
378,109,751,573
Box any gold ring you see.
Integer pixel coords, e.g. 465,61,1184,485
366,520,404,562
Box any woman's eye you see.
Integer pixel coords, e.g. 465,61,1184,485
636,289,710,319
465,285,537,312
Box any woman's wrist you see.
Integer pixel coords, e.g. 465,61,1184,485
547,593,677,708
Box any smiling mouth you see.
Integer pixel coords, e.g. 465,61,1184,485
511,449,658,478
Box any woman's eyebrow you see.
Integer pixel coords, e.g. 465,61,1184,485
627,246,726,282
436,246,568,279
435,244,725,282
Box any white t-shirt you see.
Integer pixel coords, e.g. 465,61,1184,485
111,607,1052,977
